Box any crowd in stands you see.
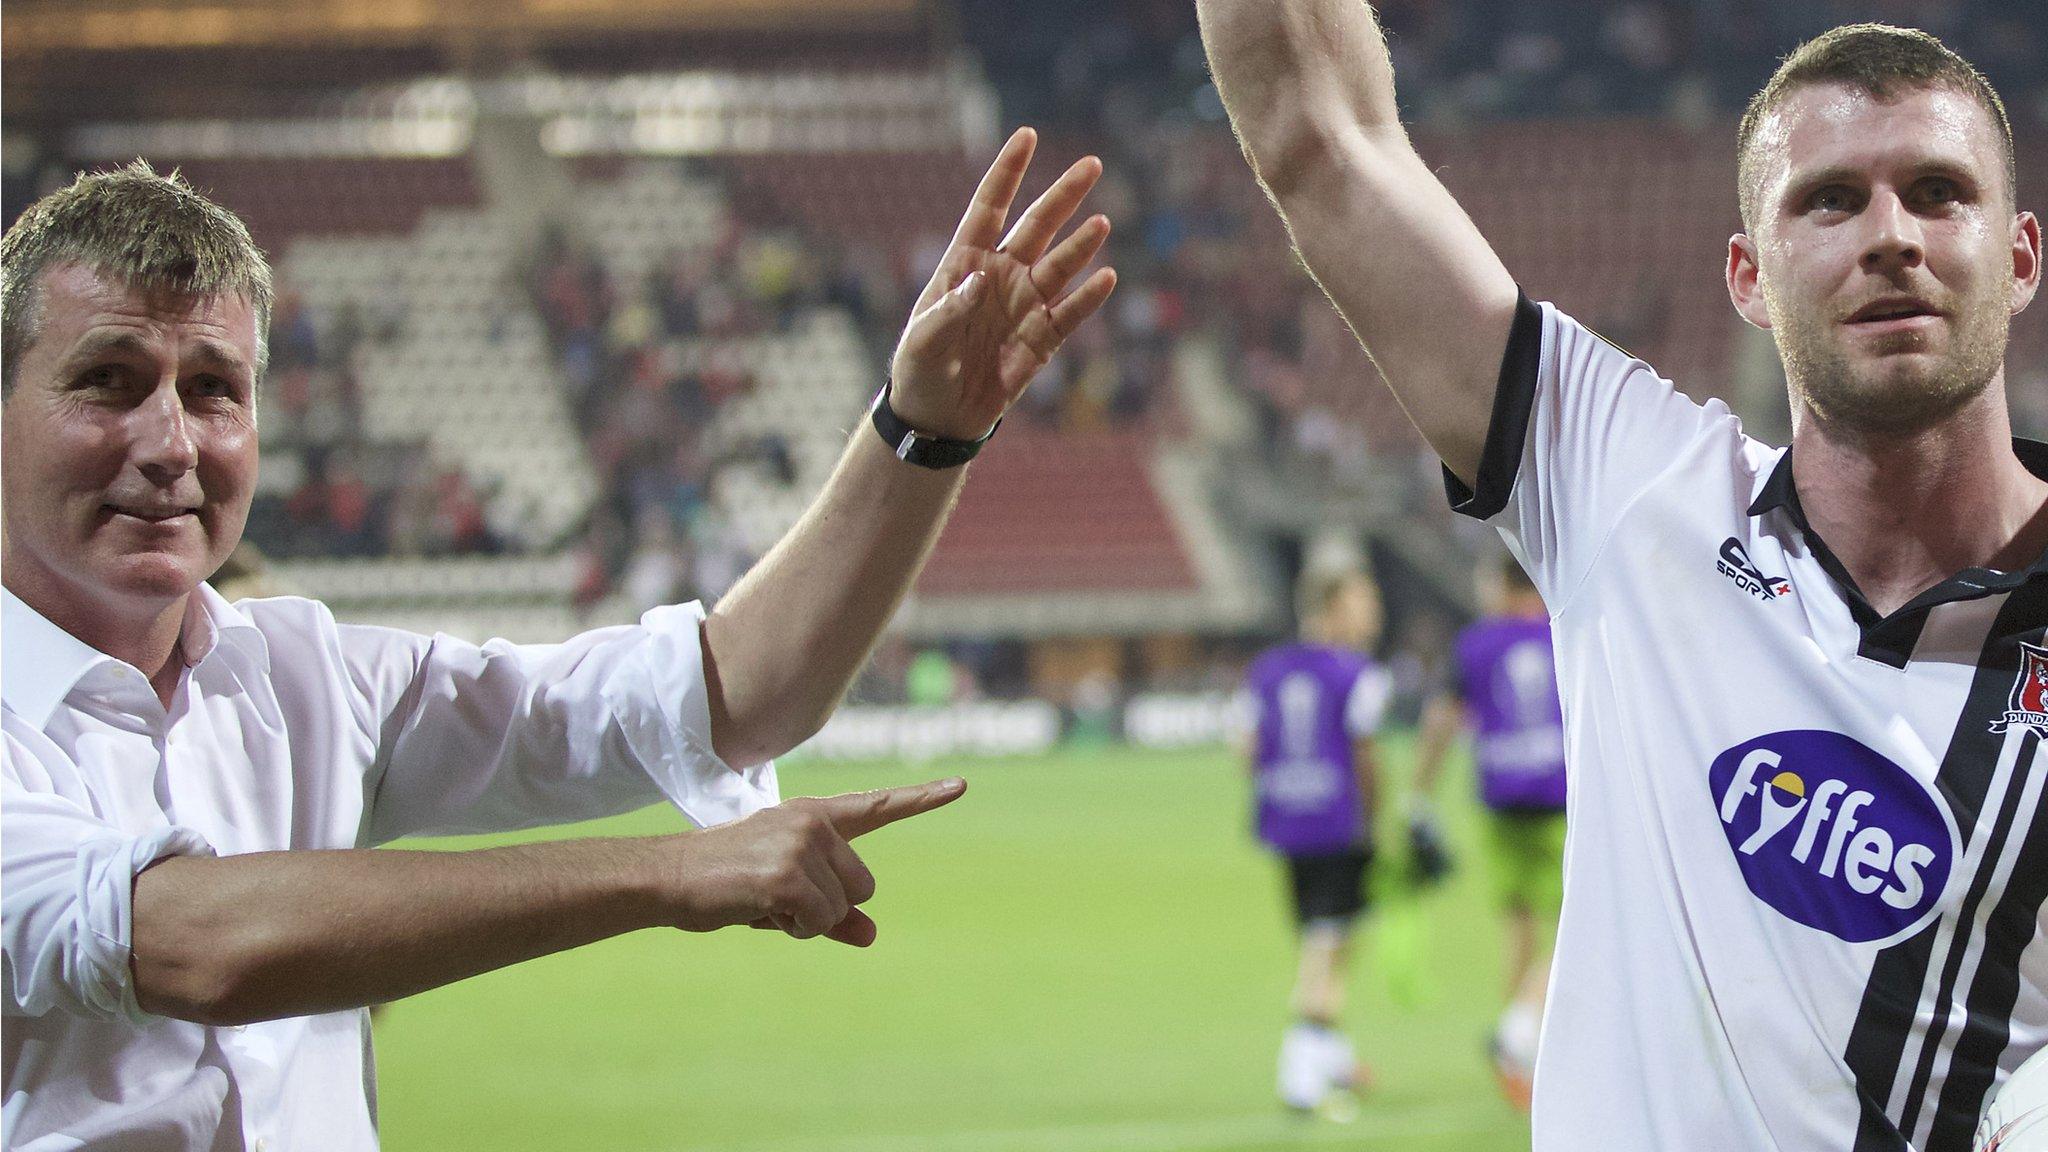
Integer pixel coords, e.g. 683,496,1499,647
964,0,2046,134
527,157,1185,612
529,211,840,613
249,291,507,561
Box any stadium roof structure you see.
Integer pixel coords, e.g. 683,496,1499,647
5,0,927,53
3,0,940,127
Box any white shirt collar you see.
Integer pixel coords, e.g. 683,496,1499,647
1,584,269,729
185,583,271,676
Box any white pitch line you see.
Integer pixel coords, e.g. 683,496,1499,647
707,1101,1502,1152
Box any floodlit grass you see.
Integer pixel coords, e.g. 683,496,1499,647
377,735,1531,1151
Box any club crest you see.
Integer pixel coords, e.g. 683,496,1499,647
1990,642,2048,736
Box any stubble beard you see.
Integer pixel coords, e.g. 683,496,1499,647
1771,287,2012,441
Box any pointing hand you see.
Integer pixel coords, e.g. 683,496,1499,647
665,778,967,947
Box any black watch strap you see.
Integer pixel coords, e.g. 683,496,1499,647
869,383,999,469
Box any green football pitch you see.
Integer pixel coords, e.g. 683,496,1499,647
377,736,1534,1152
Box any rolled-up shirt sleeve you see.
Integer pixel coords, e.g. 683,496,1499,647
2,754,216,1023
353,600,778,843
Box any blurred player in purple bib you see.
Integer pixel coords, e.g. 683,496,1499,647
1243,566,1392,1120
1417,552,1567,1111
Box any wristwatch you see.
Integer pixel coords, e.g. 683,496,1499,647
869,382,1000,469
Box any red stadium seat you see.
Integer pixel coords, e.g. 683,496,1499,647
917,430,1198,596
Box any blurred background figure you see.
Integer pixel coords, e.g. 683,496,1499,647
1414,553,1568,1113
1243,564,1392,1121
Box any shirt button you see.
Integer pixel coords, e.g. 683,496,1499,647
254,1140,271,1152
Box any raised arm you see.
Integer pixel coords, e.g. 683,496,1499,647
701,128,1116,767
1197,0,1519,484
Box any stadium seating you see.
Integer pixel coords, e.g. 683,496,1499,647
723,150,981,258
83,84,2043,648
558,145,1225,635
917,429,1196,596
166,157,479,251
288,210,598,547
680,140,1295,629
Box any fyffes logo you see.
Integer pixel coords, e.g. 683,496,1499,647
1710,730,1956,945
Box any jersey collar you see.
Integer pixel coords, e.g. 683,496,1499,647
1747,437,2048,667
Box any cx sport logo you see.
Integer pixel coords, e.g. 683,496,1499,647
1716,538,1792,602
1710,730,1957,945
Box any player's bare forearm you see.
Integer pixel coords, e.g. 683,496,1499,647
1198,0,1518,487
131,836,671,1026
1196,0,1402,197
702,428,964,768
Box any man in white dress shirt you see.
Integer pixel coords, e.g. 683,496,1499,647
1,128,1117,1151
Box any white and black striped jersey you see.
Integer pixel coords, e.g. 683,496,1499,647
1449,295,2048,1151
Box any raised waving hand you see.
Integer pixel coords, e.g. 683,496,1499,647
888,127,1120,441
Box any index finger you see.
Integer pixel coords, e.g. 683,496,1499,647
947,128,1038,254
813,777,968,840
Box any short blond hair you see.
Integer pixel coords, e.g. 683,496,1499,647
2,160,273,394
1736,24,2015,232
1295,565,1372,621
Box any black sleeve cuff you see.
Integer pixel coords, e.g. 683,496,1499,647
1443,289,1543,520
